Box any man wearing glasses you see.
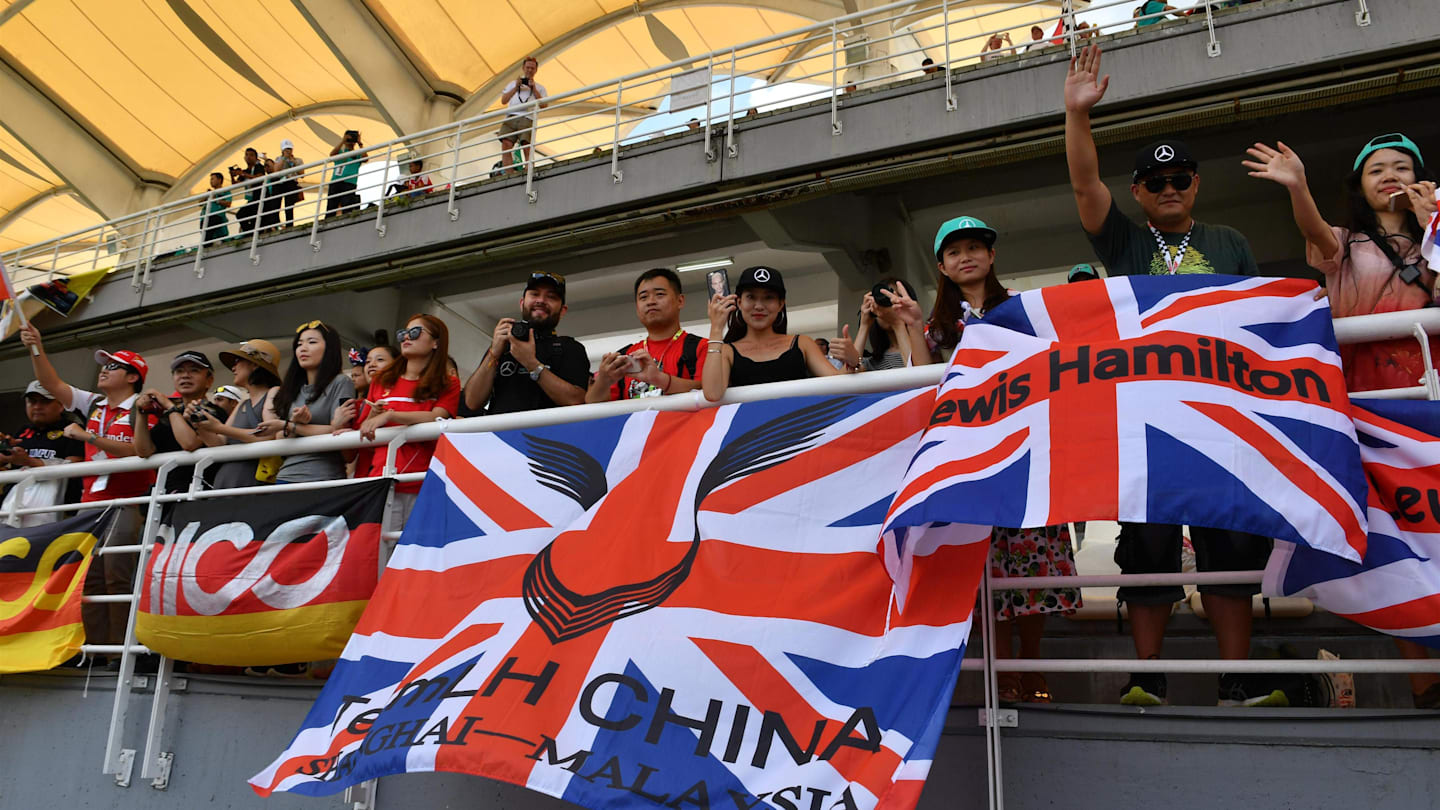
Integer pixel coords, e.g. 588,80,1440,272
1064,44,1258,278
462,271,590,416
19,323,161,658
1060,44,1281,709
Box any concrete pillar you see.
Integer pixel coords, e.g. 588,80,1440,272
416,94,463,184
114,184,168,284
846,0,898,88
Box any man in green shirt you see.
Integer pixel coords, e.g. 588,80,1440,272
202,172,231,243
325,131,368,219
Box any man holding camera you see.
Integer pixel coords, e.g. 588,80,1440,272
132,350,227,493
19,323,158,653
587,268,708,402
230,147,265,236
326,130,367,218
498,57,548,173
202,172,232,243
463,271,589,416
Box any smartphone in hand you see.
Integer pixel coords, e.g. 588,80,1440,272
1389,190,1412,212
705,269,731,300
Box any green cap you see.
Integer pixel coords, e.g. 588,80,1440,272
1353,133,1424,172
933,215,997,259
1067,263,1099,282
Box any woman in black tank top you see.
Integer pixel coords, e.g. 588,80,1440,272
702,266,860,401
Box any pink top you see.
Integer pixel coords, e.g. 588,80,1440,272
1307,226,1432,318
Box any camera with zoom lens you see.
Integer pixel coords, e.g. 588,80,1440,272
344,130,360,143
510,319,531,341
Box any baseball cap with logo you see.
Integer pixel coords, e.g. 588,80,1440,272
1067,263,1100,282
24,380,55,400
1352,132,1424,172
93,349,149,382
524,271,567,303
735,265,786,295
170,350,214,371
280,139,295,151
933,215,998,259
1133,139,1198,182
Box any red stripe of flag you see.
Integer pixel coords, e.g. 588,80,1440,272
1043,282,1120,523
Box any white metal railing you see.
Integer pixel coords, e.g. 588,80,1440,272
0,0,1290,298
5,305,1440,801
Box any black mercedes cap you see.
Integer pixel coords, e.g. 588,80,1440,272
170,349,214,371
1133,139,1198,182
735,265,786,295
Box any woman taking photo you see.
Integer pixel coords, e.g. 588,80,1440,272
701,266,858,400
926,215,1081,704
855,276,928,370
355,315,460,526
262,320,355,484
1244,133,1438,392
194,339,284,488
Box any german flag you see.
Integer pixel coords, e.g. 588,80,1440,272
0,510,112,673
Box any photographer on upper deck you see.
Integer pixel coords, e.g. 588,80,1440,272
498,56,548,174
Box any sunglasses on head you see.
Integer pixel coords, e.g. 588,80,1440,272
396,325,431,342
1141,173,1194,193
294,319,328,334
530,271,565,285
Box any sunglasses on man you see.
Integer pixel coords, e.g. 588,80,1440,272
102,362,138,374
1140,173,1194,193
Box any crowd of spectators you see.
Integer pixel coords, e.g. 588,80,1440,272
6,32,1437,707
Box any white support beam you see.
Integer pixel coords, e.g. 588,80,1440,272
289,0,438,135
0,60,150,220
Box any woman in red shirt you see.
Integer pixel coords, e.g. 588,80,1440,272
359,315,460,529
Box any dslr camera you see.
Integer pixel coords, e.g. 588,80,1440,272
344,130,360,143
871,282,893,308
509,319,532,341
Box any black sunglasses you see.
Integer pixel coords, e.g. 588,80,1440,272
396,325,432,342
1141,173,1194,193
102,362,137,373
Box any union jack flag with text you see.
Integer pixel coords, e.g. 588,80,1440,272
883,275,1369,564
251,390,988,809
1266,399,1440,648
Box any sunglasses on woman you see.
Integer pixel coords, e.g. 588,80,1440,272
1141,173,1194,193
294,319,329,333
396,325,433,342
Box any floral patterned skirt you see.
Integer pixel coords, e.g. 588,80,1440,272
989,525,1082,620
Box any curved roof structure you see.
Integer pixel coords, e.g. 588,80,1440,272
0,0,1073,253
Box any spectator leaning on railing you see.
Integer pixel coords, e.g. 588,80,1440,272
339,314,460,529
586,268,708,403
0,381,84,527
498,57,548,173
264,321,355,484
132,351,227,493
18,323,158,657
462,271,589,416
202,172,231,244
702,266,859,401
1065,43,1283,708
193,339,284,490
275,139,304,225
1244,134,1439,392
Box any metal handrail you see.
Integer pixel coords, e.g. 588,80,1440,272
0,0,1263,293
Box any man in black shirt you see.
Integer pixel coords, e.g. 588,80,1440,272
133,350,226,492
463,271,590,415
1064,44,1280,708
230,148,265,236
2,381,85,526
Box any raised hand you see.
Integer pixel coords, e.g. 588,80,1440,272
1243,141,1307,190
830,324,860,370
1064,44,1110,114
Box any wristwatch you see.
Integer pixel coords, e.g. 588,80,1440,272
528,363,549,381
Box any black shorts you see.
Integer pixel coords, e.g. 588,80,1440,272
1113,522,1271,605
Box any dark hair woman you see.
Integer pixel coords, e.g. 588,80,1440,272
194,339,284,489
856,276,929,369
262,320,355,483
925,216,1011,361
1245,133,1438,393
701,266,859,401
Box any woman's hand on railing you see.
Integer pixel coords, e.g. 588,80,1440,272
253,419,285,438
358,409,393,441
289,405,312,425
332,399,358,429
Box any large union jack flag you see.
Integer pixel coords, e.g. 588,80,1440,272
883,275,1369,564
251,390,988,808
1266,399,1440,648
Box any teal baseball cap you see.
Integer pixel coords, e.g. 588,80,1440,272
933,215,997,259
1067,263,1099,282
1353,133,1424,172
